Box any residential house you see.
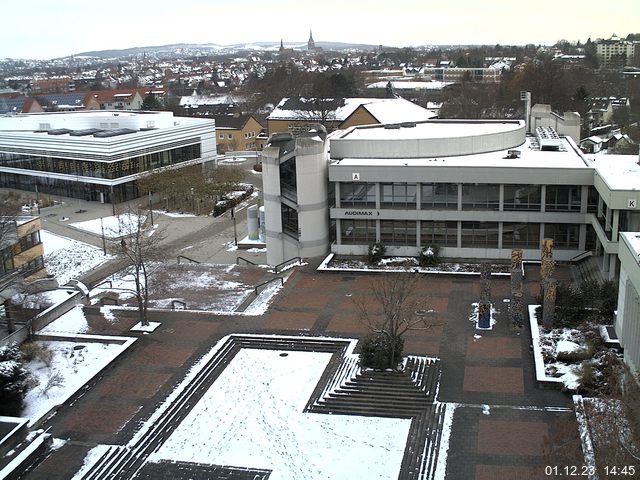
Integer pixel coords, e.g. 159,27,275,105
0,96,43,115
214,114,264,153
33,93,100,112
267,97,438,136
91,89,145,110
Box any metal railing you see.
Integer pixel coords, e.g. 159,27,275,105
172,300,187,310
236,256,259,266
569,251,593,264
273,257,302,274
177,255,200,264
254,277,284,295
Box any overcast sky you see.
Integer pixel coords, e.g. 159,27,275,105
2,0,639,59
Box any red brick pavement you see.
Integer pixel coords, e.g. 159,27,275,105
263,310,319,330
466,337,522,359
61,401,141,434
463,366,525,394
95,370,172,399
475,465,544,480
477,419,549,456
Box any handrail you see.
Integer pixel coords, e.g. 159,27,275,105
569,251,593,264
254,276,284,295
93,280,113,289
236,256,259,266
273,256,302,274
172,300,187,310
177,255,200,264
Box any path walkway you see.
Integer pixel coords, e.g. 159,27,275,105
22,261,581,480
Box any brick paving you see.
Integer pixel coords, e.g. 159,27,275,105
21,261,580,480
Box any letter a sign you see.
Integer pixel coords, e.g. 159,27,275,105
352,173,360,181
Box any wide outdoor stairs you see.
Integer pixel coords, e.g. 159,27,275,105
572,255,604,286
79,336,445,480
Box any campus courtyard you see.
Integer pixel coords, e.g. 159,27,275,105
21,261,577,480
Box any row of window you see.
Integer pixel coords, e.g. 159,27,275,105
338,182,594,212
16,231,41,253
217,131,257,140
340,219,585,249
0,144,201,180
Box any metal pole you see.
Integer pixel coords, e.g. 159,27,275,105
35,183,41,215
232,207,238,246
148,191,154,226
100,217,107,255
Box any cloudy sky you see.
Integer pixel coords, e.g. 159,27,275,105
2,0,639,59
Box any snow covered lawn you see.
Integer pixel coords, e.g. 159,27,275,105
22,334,135,425
147,348,411,479
69,214,145,239
41,230,112,285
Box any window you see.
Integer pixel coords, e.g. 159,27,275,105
381,183,416,209
461,222,499,248
380,220,416,246
462,184,499,210
421,221,457,247
502,223,540,248
544,223,580,249
280,158,297,202
341,219,376,244
421,183,457,209
546,185,581,212
228,134,233,140
219,133,224,139
18,231,41,251
503,185,541,211
281,204,298,238
340,183,376,208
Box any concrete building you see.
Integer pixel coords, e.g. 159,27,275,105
596,35,639,68
529,104,581,144
262,119,640,371
616,233,640,372
0,110,216,203
267,97,437,136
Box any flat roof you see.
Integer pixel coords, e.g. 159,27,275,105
332,137,590,170
588,153,640,191
339,120,523,141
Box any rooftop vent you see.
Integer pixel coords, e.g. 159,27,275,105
506,149,521,159
383,124,401,129
535,126,563,150
93,128,137,138
47,128,72,135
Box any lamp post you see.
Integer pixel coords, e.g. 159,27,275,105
231,207,237,246
148,191,154,226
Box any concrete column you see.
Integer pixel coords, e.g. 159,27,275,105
335,182,341,208
375,183,381,210
336,219,342,245
416,183,422,210
456,220,462,248
580,185,589,214
579,224,587,251
499,184,504,212
609,255,617,280
457,183,462,211
612,210,620,241
540,185,546,213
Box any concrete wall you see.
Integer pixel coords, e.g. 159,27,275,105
615,233,640,373
530,104,581,144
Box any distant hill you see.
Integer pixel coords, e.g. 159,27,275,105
74,41,379,58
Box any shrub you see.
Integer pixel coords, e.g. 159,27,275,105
20,342,53,365
367,242,386,265
0,344,30,416
359,332,404,370
419,245,440,267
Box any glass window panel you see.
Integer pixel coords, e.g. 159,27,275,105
462,184,499,211
503,185,541,211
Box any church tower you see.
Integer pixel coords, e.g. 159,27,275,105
307,30,315,50
279,39,284,52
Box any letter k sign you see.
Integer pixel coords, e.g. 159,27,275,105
629,199,637,208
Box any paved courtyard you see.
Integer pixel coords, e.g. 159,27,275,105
23,261,579,480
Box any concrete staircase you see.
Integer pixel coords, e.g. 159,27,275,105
572,256,604,286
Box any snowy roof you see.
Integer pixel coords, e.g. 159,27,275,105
333,136,589,170
366,81,454,90
267,97,436,123
588,153,640,190
620,232,640,258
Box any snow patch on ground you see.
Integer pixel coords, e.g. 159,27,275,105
69,214,146,238
22,336,134,425
41,230,111,285
147,348,411,479
39,305,89,335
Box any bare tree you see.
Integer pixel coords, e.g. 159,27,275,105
111,206,166,326
1,194,27,332
353,273,441,369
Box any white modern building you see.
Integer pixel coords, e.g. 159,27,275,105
262,118,640,370
0,110,216,203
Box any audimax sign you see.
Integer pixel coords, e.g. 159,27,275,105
344,210,380,216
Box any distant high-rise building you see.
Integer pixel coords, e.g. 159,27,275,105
308,30,315,50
